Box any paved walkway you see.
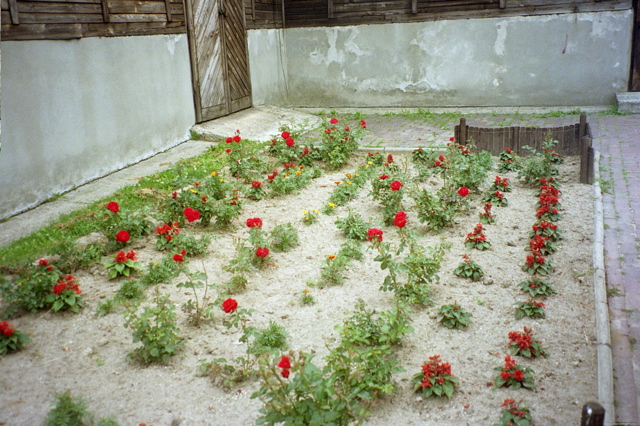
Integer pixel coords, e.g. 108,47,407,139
1,106,639,423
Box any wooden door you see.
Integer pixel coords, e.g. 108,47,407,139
631,0,640,91
185,0,252,122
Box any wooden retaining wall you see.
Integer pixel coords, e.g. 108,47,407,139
454,114,594,183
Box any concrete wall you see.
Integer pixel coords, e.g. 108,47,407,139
247,29,289,106
250,10,633,108
0,35,195,219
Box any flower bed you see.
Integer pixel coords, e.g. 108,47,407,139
0,130,596,424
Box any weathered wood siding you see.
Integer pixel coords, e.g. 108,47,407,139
1,0,187,40
244,0,630,29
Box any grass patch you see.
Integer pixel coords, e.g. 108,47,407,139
531,108,584,119
0,145,230,266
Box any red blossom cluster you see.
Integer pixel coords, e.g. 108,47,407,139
38,259,54,271
184,207,201,223
501,398,528,419
225,131,242,144
114,250,137,263
52,275,81,295
256,247,270,258
0,321,14,338
246,217,263,228
277,355,291,378
173,250,187,263
390,180,403,191
494,176,510,190
267,170,279,181
499,356,525,382
434,154,449,168
525,249,546,268
366,228,384,242
251,180,262,189
481,202,493,218
532,220,557,234
394,211,407,228
222,298,238,313
419,355,453,388
107,201,119,213
156,222,181,242
379,174,389,180
493,191,504,200
465,223,487,244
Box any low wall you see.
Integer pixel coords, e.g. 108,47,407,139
0,34,195,220
250,10,632,108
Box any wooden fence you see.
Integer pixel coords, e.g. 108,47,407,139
454,114,594,184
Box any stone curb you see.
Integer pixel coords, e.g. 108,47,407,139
593,151,616,424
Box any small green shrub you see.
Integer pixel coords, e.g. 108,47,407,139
437,302,472,329
268,223,299,253
43,391,93,426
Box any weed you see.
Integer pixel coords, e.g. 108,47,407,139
606,287,622,297
43,391,93,426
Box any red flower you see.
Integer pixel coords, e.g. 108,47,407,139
251,180,262,188
115,251,127,263
366,228,384,242
226,137,233,143
277,356,291,369
329,118,339,124
360,120,367,128
390,180,403,191
173,253,184,263
0,321,15,337
457,187,469,197
281,131,291,139
184,207,201,223
281,369,291,378
394,211,407,228
226,148,232,153
256,247,269,257
504,356,517,370
303,147,310,155
449,137,455,142
505,148,513,154
38,259,49,267
246,217,263,228
513,369,525,381
126,251,137,261
115,230,130,243
233,135,241,143
379,174,389,180
107,201,119,213
285,137,295,147
221,298,238,313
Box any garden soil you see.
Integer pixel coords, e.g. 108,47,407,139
0,153,596,425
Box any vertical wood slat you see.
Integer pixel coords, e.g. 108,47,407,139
281,0,285,27
459,118,467,144
328,0,334,18
100,0,109,22
164,0,173,21
8,0,19,24
411,0,417,14
251,0,255,20
580,136,592,183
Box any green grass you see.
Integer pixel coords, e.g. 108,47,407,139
0,144,231,267
531,108,584,119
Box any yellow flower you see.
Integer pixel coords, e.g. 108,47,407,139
345,173,352,178
296,171,302,175
219,178,225,183
313,209,319,214
334,181,341,185
211,172,218,176
302,210,308,215
305,217,309,221
328,203,335,208
367,161,373,165
354,173,359,177
327,254,336,260
190,189,198,193
304,289,310,294
347,181,352,185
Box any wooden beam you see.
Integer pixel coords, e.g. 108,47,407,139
328,0,333,18
100,0,109,22
411,0,417,14
8,0,19,24
164,0,173,21
251,0,255,20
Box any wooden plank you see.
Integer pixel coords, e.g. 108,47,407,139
328,0,333,17
2,21,85,37
411,0,416,13
580,136,592,183
9,0,19,23
101,0,109,21
10,12,104,23
164,0,171,20
18,3,102,14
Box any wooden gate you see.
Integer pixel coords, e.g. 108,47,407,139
185,0,252,123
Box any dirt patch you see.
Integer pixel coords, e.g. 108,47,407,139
0,153,596,425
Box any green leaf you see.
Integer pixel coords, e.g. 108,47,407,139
443,382,455,398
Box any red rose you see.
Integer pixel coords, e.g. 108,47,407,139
115,230,130,243
38,259,49,266
246,217,263,228
256,247,269,258
3,326,14,337
394,211,407,228
184,207,201,223
449,137,455,142
329,118,339,124
457,187,469,197
360,120,367,128
222,298,238,313
173,253,184,263
277,356,291,369
379,175,389,180
366,228,384,242
226,137,233,143
285,138,295,147
281,369,291,378
303,147,310,155
390,181,403,191
281,131,291,139
226,148,232,153
233,135,241,143
107,201,119,213
251,180,262,188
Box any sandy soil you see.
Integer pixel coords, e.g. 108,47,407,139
0,153,596,425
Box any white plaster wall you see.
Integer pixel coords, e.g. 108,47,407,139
248,29,289,105
0,34,195,219
251,11,633,108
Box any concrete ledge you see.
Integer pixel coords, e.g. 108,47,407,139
593,151,616,424
616,93,640,114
